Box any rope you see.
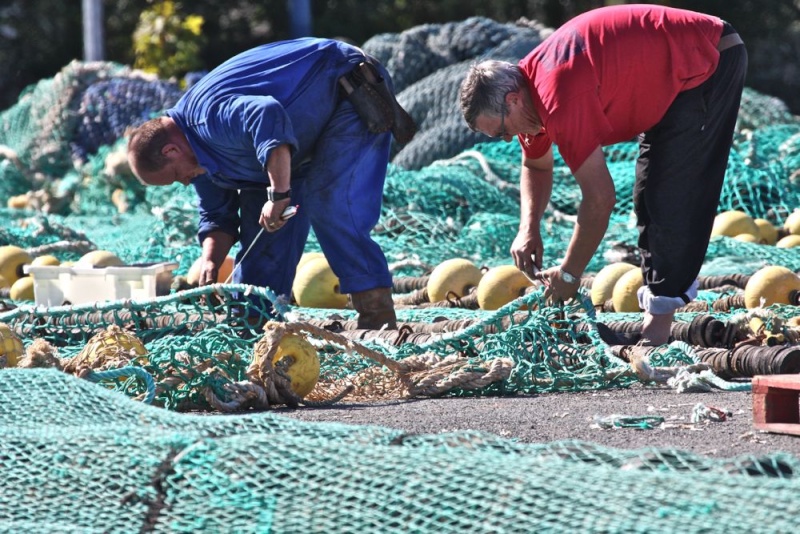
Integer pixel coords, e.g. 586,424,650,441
274,321,514,398
85,366,156,404
667,367,752,393
405,354,514,397
436,150,520,197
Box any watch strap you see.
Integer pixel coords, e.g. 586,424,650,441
267,187,292,202
559,268,579,284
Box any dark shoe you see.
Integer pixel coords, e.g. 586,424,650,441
350,287,398,330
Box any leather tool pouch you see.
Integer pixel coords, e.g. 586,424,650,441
338,60,417,145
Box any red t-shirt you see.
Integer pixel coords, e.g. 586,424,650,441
518,5,724,172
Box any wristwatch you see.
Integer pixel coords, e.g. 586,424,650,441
559,268,579,284
267,187,291,202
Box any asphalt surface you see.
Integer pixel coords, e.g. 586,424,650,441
276,384,800,459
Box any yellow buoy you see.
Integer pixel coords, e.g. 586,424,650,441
427,258,483,303
0,322,24,368
296,251,325,274
186,255,235,285
784,211,800,235
0,245,33,285
611,268,644,313
31,255,60,267
111,188,129,214
292,256,348,309
71,324,148,370
734,233,758,243
270,333,320,397
711,210,759,238
77,250,124,268
0,273,9,290
776,234,800,249
7,194,29,210
744,266,800,309
476,265,533,310
754,218,778,245
591,262,637,307
9,276,34,301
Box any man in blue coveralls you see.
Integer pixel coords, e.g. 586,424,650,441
127,38,415,329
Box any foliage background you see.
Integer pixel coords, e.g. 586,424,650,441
1,0,799,112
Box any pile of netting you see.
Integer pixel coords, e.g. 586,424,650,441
3,368,800,533
1,16,800,532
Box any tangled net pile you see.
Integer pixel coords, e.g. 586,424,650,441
2,17,800,532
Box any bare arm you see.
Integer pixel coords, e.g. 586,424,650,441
259,144,293,232
511,146,554,277
545,145,616,300
199,230,236,285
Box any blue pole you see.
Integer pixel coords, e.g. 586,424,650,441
287,0,313,38
82,0,105,61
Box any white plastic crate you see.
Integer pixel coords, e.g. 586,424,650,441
23,262,179,307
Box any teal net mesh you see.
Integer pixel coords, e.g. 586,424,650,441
1,17,800,532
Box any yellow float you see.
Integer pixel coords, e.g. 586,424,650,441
292,256,348,309
257,332,321,398
754,218,778,245
30,255,60,267
77,250,124,268
296,251,325,274
776,234,800,249
186,255,235,285
0,245,33,285
744,266,800,309
0,322,24,368
611,267,644,313
427,258,483,302
710,210,759,238
72,325,148,369
9,276,34,301
476,265,533,310
591,262,637,308
784,211,800,235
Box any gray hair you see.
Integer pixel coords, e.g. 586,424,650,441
459,60,526,131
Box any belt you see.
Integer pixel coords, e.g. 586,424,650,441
717,32,743,52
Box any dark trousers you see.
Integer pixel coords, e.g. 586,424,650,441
634,26,748,300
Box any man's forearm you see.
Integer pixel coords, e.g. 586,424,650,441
519,165,553,232
561,199,611,277
202,230,236,265
561,146,617,277
266,144,292,191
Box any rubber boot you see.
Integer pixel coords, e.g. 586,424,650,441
350,287,397,330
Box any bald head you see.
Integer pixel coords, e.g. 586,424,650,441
127,117,201,186
127,117,173,177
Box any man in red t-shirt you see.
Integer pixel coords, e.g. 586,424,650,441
459,4,747,345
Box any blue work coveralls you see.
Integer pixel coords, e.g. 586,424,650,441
166,38,394,302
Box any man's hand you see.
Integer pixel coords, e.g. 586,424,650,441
259,198,291,232
536,266,581,305
510,229,544,278
198,259,220,286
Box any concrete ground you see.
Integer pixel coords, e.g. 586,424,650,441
277,384,800,459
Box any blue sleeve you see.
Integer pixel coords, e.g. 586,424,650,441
210,95,299,169
193,174,240,244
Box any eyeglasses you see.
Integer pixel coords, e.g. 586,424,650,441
467,105,508,138
492,106,507,139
